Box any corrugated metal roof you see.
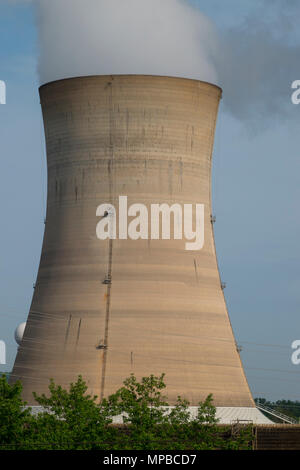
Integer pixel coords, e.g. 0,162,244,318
28,405,273,424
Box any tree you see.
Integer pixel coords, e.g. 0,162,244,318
32,376,113,449
108,373,168,428
0,375,32,449
105,374,252,450
0,373,253,450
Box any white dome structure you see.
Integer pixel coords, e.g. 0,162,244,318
15,322,26,346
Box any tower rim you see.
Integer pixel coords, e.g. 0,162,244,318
39,74,223,97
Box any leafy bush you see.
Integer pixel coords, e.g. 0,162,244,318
0,374,253,450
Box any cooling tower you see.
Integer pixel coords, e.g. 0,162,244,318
11,75,255,409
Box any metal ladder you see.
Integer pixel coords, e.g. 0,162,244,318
256,403,298,424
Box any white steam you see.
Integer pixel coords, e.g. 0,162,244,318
33,0,218,85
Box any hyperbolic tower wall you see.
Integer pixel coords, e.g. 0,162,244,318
11,75,254,407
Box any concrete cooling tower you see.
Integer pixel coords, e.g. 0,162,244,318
10,75,269,422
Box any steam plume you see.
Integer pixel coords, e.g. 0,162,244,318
34,0,218,85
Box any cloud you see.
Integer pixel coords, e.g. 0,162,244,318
215,0,300,121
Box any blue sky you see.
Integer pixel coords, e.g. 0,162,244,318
0,0,299,402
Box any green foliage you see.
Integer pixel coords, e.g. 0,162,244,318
30,376,113,450
167,396,191,425
0,373,253,450
107,373,168,428
0,375,32,449
196,394,218,425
